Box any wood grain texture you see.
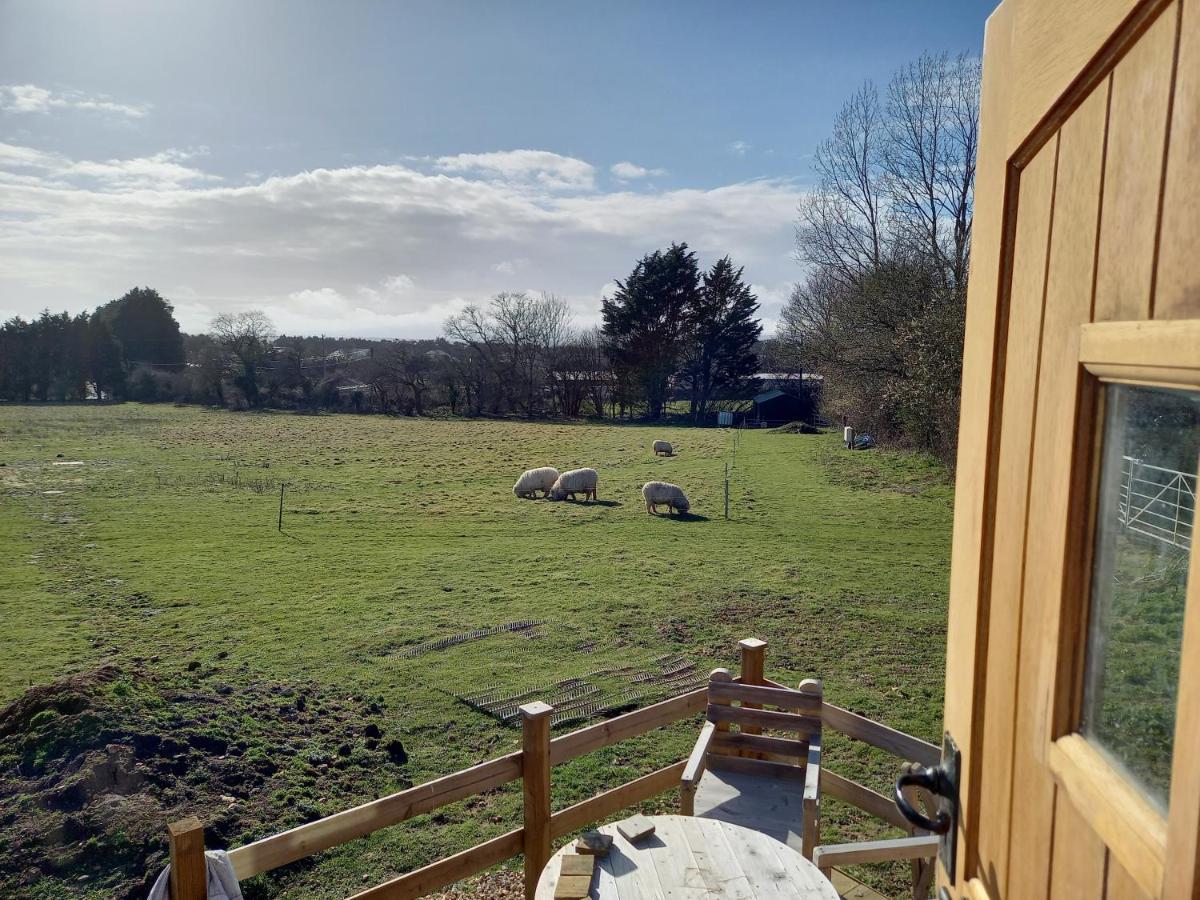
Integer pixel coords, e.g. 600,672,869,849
1006,78,1110,900
1094,5,1178,321
1156,0,1200,319
942,0,1018,888
167,816,206,900
522,702,553,900
1049,734,1166,896
1048,792,1106,898
1009,0,1140,153
812,835,938,869
1162,532,1200,900
974,135,1059,899
1105,854,1152,900
534,815,839,900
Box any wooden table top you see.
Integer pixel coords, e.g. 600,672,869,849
535,814,840,899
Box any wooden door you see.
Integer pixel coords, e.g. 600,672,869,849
943,0,1200,898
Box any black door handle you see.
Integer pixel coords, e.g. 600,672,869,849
895,765,954,834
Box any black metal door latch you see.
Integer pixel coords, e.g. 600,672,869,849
894,731,960,884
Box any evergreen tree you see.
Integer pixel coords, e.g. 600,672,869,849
682,256,762,421
85,314,127,400
97,287,185,368
0,317,34,401
601,242,700,419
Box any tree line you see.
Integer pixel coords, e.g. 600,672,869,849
778,51,981,465
0,245,764,421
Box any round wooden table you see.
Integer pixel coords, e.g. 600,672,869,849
535,814,840,899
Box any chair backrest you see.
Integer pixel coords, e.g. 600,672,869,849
704,669,822,766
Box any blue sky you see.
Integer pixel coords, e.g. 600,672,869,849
0,0,995,337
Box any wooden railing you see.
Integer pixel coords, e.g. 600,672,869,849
164,638,939,900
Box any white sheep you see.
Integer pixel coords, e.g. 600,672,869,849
652,439,674,457
513,467,560,499
548,467,599,502
642,481,690,515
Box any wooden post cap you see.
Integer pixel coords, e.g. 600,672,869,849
519,701,553,719
168,816,203,837
738,638,767,651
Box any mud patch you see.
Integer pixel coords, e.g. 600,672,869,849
0,666,409,899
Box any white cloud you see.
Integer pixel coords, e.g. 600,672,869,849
610,161,666,180
729,140,752,156
0,84,150,119
434,149,595,191
0,143,806,337
0,142,214,190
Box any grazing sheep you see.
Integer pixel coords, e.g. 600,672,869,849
548,468,599,502
513,467,560,499
652,439,674,457
642,481,690,515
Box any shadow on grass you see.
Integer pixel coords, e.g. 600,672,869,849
654,512,710,522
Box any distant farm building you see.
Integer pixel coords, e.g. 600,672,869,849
751,388,815,426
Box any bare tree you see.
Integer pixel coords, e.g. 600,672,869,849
796,83,886,285
211,310,276,407
883,52,981,290
786,50,980,464
444,292,573,416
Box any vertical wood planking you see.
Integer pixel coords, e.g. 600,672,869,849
1156,0,1200,320
1006,79,1111,900
1049,794,1107,898
1105,853,1152,900
942,3,1017,886
973,136,1059,898
520,702,552,900
1093,7,1179,321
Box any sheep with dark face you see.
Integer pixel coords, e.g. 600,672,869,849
513,467,560,499
642,481,690,515
652,439,674,457
548,468,598,502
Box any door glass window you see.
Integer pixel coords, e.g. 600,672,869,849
1081,384,1199,811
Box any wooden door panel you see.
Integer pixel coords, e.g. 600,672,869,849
1094,6,1177,321
1106,857,1152,900
1008,77,1112,900
947,0,1197,897
1157,0,1200,319
1050,793,1107,897
974,137,1059,897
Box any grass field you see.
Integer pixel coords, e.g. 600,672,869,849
0,405,953,899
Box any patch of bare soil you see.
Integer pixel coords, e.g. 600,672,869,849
0,665,409,899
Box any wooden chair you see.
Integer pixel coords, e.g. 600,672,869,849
811,761,939,899
680,668,823,859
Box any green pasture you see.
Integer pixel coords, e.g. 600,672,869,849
0,405,953,898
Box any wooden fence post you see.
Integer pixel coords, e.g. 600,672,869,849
521,701,553,900
168,816,206,900
739,638,767,751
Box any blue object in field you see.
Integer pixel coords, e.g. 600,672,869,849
853,434,875,450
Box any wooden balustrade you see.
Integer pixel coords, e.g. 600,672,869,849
163,638,938,899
